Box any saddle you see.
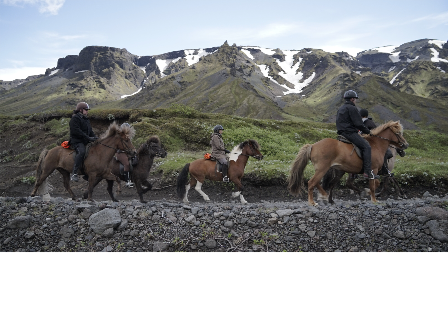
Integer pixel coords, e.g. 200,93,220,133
214,157,230,173
337,135,363,159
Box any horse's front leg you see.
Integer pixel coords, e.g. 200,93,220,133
231,178,247,204
84,175,102,201
368,179,380,203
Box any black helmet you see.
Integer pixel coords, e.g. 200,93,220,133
359,109,368,118
213,125,224,133
344,90,358,99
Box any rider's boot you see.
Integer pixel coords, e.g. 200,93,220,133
71,165,79,182
222,164,230,182
125,172,134,188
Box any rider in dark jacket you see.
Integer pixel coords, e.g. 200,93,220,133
336,91,378,179
69,102,97,182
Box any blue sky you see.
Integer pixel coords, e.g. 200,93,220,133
0,0,447,81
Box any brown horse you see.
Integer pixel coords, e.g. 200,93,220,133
109,136,167,203
322,146,405,203
177,140,263,204
288,121,408,206
31,122,136,201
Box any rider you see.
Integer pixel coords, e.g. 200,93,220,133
69,102,97,182
115,123,134,188
210,125,231,182
360,108,394,177
336,90,378,180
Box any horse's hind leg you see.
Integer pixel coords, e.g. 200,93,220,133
308,170,328,206
57,168,76,200
106,180,118,202
31,168,54,196
193,180,211,202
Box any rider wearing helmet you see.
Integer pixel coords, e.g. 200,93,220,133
210,125,231,182
115,123,134,187
69,102,97,182
336,90,378,180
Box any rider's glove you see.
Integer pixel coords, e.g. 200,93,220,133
224,149,230,154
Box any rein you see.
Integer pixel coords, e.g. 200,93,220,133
97,137,135,155
370,133,405,148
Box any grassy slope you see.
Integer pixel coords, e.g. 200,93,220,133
1,107,446,190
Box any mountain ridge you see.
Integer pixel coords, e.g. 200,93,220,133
1,38,447,132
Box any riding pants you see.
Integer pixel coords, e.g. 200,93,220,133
217,157,228,177
72,142,86,174
340,131,372,173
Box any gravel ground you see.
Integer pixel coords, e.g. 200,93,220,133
1,187,447,252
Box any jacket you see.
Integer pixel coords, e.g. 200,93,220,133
363,117,377,130
336,101,370,134
210,133,227,162
69,112,96,145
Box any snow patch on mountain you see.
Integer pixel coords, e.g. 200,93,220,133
258,50,315,95
241,49,254,60
184,49,211,66
390,68,406,85
430,48,448,63
429,40,446,49
372,45,398,54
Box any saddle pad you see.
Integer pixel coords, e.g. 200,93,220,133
337,135,362,159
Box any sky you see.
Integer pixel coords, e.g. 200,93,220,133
0,0,447,81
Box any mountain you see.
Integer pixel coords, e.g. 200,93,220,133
1,39,447,132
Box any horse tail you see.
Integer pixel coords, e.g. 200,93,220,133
34,148,51,196
176,163,190,199
288,144,312,196
322,167,337,190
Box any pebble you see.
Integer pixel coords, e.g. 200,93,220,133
0,194,447,252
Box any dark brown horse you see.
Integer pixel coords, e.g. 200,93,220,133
322,146,405,203
108,136,167,203
31,122,136,201
177,140,263,204
288,121,408,206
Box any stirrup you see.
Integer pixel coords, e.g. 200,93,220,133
126,180,134,188
223,176,230,182
70,174,79,182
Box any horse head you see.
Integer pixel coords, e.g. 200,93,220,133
370,121,409,150
140,136,167,158
100,122,136,156
240,139,264,160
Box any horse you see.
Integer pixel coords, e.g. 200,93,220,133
288,121,408,206
31,122,136,201
108,136,167,203
176,139,263,204
321,146,405,203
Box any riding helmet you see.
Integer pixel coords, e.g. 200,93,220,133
343,90,358,99
213,125,224,133
76,102,90,112
359,109,369,118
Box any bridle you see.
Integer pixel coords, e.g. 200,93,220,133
145,142,166,157
239,143,263,159
370,132,407,148
97,136,136,156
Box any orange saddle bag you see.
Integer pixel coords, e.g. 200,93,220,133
204,153,211,159
61,141,70,149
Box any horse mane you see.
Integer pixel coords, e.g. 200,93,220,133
138,136,160,155
239,139,260,150
369,121,403,136
99,121,136,140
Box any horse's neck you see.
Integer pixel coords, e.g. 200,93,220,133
89,137,118,161
138,153,154,173
235,153,249,167
373,131,394,153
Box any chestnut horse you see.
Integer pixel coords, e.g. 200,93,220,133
109,136,167,203
177,139,263,204
322,146,405,203
288,121,408,206
31,122,136,201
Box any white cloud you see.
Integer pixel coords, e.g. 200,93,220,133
412,11,448,28
2,0,65,15
0,67,46,81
